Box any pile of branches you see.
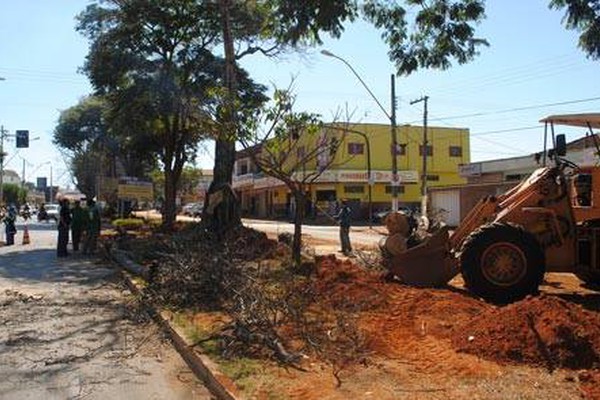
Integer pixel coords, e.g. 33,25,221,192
137,225,371,375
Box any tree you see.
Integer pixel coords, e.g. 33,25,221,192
1,184,26,207
550,0,600,59
77,1,260,228
240,88,346,266
209,0,488,232
53,96,111,199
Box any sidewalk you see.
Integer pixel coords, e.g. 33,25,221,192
0,222,212,399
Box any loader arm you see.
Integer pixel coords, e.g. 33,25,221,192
449,196,498,252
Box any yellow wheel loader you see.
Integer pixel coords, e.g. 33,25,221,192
382,113,600,303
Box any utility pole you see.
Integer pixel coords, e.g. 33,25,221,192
390,74,399,211
0,125,8,205
49,164,53,204
410,95,429,216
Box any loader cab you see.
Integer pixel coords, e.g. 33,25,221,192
570,167,600,224
539,114,600,224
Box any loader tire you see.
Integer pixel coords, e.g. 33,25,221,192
461,223,545,304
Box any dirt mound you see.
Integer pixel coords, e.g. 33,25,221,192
313,255,388,311
452,295,600,370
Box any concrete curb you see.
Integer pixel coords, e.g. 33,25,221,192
109,249,240,400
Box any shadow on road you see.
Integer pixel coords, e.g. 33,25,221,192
0,248,112,286
15,220,58,232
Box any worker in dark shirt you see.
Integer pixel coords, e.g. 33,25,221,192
335,199,353,256
57,198,72,257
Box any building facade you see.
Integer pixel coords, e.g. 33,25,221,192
233,123,470,220
429,134,599,226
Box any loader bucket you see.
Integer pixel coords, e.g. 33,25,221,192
383,226,459,287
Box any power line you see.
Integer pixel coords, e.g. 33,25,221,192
416,96,600,124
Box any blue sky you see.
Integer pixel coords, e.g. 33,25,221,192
0,0,598,189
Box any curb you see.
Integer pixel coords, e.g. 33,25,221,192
109,249,240,400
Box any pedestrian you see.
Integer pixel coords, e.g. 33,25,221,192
70,200,87,252
3,205,17,246
21,203,31,220
335,199,353,256
57,198,71,257
83,199,101,255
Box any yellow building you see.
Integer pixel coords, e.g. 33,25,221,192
233,122,469,220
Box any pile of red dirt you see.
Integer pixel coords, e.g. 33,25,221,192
313,255,388,312
452,295,600,370
579,370,600,399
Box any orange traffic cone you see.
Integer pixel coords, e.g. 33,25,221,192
22,225,30,245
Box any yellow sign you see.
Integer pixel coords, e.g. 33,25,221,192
117,183,153,200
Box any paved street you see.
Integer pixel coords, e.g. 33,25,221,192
0,219,212,400
243,218,387,250
138,210,388,252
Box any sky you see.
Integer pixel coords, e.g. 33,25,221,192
0,0,598,190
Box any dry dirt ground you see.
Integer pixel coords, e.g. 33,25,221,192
0,227,213,400
214,257,599,400
145,227,600,400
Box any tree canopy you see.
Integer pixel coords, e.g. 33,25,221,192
77,0,267,226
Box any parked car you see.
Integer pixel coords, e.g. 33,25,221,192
39,204,60,222
181,202,203,217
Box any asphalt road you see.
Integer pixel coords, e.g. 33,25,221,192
0,219,213,400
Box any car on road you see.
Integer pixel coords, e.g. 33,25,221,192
181,202,203,217
42,204,60,222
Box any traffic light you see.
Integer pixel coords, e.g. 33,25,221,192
16,130,29,148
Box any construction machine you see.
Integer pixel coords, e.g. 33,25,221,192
382,113,600,303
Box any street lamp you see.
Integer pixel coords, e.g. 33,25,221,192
321,49,400,212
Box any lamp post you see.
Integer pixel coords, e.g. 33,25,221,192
321,50,400,212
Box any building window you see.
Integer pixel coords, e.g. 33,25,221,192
240,164,248,175
419,145,433,156
348,142,364,155
344,185,365,193
391,143,407,155
384,185,405,194
426,175,440,181
449,146,462,157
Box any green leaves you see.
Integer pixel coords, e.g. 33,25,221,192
362,0,488,75
550,0,600,59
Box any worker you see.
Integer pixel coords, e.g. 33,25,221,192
3,205,17,246
83,199,101,255
57,198,72,257
335,199,353,256
70,200,88,252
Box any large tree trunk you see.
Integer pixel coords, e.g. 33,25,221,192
163,168,178,228
204,0,241,233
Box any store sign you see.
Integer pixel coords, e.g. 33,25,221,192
459,163,482,177
254,176,284,189
232,174,254,188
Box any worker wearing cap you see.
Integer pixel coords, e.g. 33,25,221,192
71,200,88,252
335,199,353,256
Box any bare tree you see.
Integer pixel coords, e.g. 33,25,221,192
240,88,350,267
